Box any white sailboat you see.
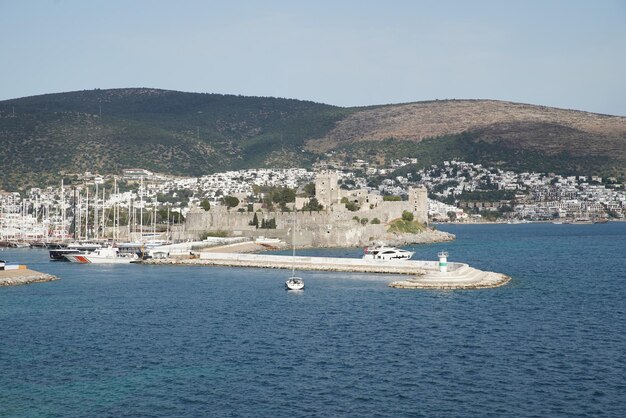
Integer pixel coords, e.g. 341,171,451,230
285,211,304,290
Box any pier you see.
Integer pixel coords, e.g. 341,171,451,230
143,252,510,290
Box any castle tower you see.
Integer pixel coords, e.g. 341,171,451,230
409,185,428,224
315,171,339,210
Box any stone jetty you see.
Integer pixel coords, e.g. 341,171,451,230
389,264,510,290
0,269,58,286
143,252,510,290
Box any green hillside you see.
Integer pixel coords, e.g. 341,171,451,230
0,88,352,189
1,89,625,190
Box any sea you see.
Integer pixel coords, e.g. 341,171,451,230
1,223,625,417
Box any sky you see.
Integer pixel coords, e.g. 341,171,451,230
1,0,625,115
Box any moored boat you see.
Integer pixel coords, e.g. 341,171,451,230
363,243,414,261
49,242,102,261
64,246,138,264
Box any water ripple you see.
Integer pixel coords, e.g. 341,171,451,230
1,223,625,416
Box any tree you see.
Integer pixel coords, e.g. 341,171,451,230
303,182,316,197
272,187,296,206
447,211,457,221
260,217,276,229
249,212,259,228
402,210,414,222
221,195,239,209
302,197,323,211
200,199,211,211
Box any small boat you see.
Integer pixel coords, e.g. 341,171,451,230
363,243,414,261
65,246,138,264
285,211,304,290
285,276,305,290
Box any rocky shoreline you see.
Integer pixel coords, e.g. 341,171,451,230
375,229,455,247
0,269,58,286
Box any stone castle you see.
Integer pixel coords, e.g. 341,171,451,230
182,171,428,247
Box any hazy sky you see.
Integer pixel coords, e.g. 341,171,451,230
1,0,625,115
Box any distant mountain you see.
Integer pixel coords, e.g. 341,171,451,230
1,89,624,189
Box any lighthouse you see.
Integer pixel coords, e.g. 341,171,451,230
438,251,449,273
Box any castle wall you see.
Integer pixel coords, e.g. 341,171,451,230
181,174,429,246
183,205,423,247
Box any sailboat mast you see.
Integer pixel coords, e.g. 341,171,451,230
85,185,89,240
94,182,99,240
61,180,65,241
292,210,296,276
140,176,143,243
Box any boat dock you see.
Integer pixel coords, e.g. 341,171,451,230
143,252,510,290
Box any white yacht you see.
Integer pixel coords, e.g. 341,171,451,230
64,246,139,264
363,243,414,261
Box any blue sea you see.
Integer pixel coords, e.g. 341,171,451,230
1,223,625,417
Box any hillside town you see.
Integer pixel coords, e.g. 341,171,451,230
0,159,624,244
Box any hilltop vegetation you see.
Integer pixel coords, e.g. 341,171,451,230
1,89,624,190
0,88,352,189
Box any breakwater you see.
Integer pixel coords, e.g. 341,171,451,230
0,268,58,286
143,252,509,289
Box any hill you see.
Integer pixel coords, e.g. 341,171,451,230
0,89,625,189
0,88,352,189
305,100,626,177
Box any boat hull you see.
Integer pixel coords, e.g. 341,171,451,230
285,277,305,290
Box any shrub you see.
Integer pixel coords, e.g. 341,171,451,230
360,218,368,225
402,210,414,222
200,230,228,239
371,218,381,224
345,201,360,211
200,199,211,211
387,219,425,234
